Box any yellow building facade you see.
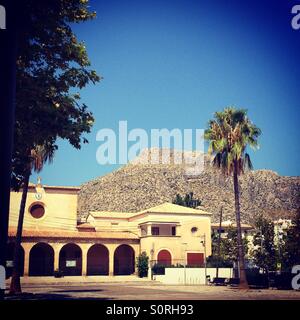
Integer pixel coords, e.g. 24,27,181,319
7,182,212,277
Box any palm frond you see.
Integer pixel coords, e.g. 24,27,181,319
244,153,253,171
30,142,57,173
204,107,261,176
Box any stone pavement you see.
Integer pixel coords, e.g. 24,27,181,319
6,275,149,285
4,280,300,300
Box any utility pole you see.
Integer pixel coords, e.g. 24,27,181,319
216,206,223,278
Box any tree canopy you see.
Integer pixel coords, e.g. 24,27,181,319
204,107,261,175
12,0,101,188
172,192,201,208
210,227,249,264
251,216,277,272
282,209,300,270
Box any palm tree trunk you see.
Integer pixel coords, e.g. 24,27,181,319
216,206,223,278
9,171,30,295
233,160,249,289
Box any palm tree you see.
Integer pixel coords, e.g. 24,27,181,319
204,107,261,289
9,142,56,294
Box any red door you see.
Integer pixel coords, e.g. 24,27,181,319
187,253,204,266
157,250,172,266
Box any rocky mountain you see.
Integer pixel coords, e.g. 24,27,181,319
78,149,300,224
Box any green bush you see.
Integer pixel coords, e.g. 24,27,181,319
136,252,149,278
206,255,233,268
152,263,166,275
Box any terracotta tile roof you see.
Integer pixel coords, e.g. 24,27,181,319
89,211,137,218
8,228,139,240
138,202,212,215
90,202,212,219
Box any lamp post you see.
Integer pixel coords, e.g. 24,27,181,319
150,243,154,280
200,234,207,285
182,242,187,285
216,206,223,278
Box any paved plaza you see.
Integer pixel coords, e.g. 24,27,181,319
4,277,300,300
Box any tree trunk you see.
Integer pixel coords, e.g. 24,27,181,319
9,172,30,295
216,206,223,278
0,0,18,300
233,160,249,289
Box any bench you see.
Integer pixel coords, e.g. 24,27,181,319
225,278,240,286
210,277,227,286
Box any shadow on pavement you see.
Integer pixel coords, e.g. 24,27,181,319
51,289,105,293
4,292,112,300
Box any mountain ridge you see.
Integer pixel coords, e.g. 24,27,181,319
78,149,300,224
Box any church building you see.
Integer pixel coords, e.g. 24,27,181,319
7,180,212,277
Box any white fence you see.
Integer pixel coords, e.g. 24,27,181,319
153,268,233,285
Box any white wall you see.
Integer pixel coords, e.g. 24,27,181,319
153,268,233,285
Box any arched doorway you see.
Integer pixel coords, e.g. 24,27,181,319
29,243,54,276
87,244,109,275
157,249,172,266
6,242,24,278
59,243,82,276
114,244,135,275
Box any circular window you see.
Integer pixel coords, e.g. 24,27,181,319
29,203,45,219
191,227,198,233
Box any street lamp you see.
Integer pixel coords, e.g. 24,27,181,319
200,234,207,285
150,243,155,280
181,242,188,285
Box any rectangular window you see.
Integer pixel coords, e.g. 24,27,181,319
151,227,160,236
171,226,176,236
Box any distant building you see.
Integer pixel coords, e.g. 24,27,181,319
273,218,292,244
211,220,254,239
7,181,212,277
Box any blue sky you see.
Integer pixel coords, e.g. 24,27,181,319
32,0,300,186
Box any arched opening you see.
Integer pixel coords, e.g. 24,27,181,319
87,244,109,276
29,243,54,276
59,243,82,276
114,244,135,275
157,249,172,266
5,242,24,278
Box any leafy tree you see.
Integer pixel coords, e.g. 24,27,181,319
210,227,248,265
10,143,56,294
205,107,261,288
173,194,184,206
9,0,100,293
136,252,149,278
251,216,277,273
282,209,300,271
207,233,233,268
12,0,101,189
172,192,201,208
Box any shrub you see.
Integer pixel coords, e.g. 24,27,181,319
152,264,166,275
136,252,149,278
206,255,233,268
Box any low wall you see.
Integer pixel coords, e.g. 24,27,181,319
153,268,233,285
